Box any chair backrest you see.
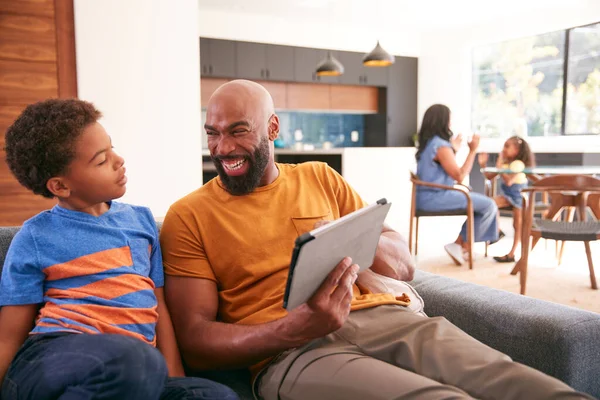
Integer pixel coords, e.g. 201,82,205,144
532,175,600,191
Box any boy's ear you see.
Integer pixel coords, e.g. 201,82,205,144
46,177,71,198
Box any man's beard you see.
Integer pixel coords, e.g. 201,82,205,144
212,136,270,196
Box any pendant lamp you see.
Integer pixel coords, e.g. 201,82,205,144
316,51,344,76
363,40,394,67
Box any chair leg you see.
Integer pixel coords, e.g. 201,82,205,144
467,215,474,270
484,242,488,258
558,241,566,266
414,217,419,256
408,216,414,254
584,241,598,290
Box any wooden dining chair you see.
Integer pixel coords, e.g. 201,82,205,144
511,175,600,295
409,172,475,269
482,175,550,257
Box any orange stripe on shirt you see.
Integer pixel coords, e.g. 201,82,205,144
39,303,157,344
45,274,155,300
44,246,132,281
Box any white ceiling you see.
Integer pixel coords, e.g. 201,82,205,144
198,0,587,33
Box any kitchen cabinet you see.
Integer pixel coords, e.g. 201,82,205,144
337,51,388,86
386,56,418,147
200,38,236,78
293,47,320,83
236,42,295,81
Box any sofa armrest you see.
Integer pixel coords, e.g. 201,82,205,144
410,270,600,398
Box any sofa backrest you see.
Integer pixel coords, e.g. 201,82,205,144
0,227,20,277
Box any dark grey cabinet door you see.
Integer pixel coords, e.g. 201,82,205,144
387,57,418,147
266,45,294,81
364,63,389,87
315,49,340,84
236,42,267,80
294,47,319,83
337,51,364,85
208,39,236,78
200,38,211,76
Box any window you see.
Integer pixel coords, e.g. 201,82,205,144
472,22,600,137
566,22,600,134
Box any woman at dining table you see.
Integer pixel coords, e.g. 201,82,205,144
415,104,500,265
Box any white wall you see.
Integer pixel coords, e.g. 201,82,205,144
197,8,420,57
74,0,202,218
418,1,600,152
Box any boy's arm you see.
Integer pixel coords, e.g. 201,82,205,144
0,305,38,384
155,288,185,377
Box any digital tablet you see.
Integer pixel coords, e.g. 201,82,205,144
283,198,391,310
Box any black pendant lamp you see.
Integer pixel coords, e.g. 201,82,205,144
363,40,395,67
316,51,344,76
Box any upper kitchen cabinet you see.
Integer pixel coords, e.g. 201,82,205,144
337,52,364,85
236,42,267,79
200,38,236,78
266,45,294,81
236,42,295,81
293,47,320,83
387,56,418,147
363,63,389,87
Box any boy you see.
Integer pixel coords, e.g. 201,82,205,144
0,99,238,400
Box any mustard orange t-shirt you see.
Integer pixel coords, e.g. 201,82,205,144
160,162,409,371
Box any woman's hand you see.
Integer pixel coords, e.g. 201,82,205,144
468,134,480,152
450,134,464,152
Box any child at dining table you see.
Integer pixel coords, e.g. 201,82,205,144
478,136,535,263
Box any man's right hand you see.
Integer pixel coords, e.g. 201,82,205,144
287,257,358,341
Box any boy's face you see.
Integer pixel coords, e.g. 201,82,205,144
60,122,127,205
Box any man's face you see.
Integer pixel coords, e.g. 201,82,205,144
61,122,127,204
205,96,273,195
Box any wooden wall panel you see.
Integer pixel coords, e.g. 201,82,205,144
0,0,54,17
287,83,330,110
256,80,287,110
0,0,77,226
54,0,77,97
0,13,56,62
201,78,229,108
0,59,58,104
330,85,378,113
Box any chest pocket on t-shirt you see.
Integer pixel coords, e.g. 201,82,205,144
291,211,332,236
128,238,152,276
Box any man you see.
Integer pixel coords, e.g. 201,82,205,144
160,80,590,399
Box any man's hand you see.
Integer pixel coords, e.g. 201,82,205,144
286,257,358,341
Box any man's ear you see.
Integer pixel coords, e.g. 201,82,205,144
267,114,280,141
46,177,71,198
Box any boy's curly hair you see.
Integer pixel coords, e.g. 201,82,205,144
4,99,102,198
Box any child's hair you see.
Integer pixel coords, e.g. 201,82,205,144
4,99,102,198
507,135,535,167
416,104,454,160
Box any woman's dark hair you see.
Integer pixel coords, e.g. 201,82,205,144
415,104,454,160
4,99,102,198
508,136,535,167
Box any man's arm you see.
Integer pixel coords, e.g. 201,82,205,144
165,258,358,370
369,225,415,281
0,305,38,384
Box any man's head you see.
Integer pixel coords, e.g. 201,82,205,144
204,80,280,195
5,99,127,206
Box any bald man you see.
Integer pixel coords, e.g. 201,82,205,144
160,80,591,400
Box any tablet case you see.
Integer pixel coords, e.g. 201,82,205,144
283,198,391,310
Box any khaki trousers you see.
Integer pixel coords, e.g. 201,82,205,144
257,305,592,400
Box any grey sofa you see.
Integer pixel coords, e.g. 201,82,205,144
1,226,599,399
